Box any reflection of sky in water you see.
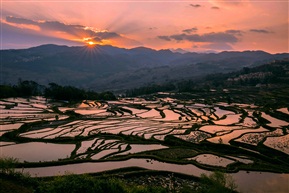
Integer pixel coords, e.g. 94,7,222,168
2,97,289,193
262,113,288,127
138,109,161,118
242,117,257,127
277,108,289,115
199,125,240,134
74,109,107,115
188,154,234,167
214,107,235,117
155,109,180,121
1,142,75,162
234,129,283,146
117,144,168,155
21,159,289,193
207,127,268,144
21,158,209,177
213,114,241,125
232,171,289,193
263,134,289,155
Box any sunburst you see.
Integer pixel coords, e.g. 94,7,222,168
87,41,95,46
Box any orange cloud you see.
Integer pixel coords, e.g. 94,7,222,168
2,18,40,31
4,16,142,48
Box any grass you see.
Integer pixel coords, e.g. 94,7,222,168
0,178,34,193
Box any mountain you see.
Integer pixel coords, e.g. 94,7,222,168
1,44,288,91
125,59,289,109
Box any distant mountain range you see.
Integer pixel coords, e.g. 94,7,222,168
1,44,288,91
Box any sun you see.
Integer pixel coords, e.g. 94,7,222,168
87,41,95,46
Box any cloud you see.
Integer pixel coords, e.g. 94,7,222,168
190,4,201,8
149,27,158,30
1,22,83,49
6,16,37,25
95,31,120,39
170,34,185,41
249,29,271,34
158,32,239,43
158,36,171,41
6,16,97,38
4,16,141,47
182,27,198,34
211,6,220,9
225,30,243,36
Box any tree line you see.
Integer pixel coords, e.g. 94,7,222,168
1,60,288,99
0,80,116,101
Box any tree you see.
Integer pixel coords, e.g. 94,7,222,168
199,171,237,193
0,157,19,174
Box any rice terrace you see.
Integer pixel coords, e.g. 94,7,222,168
1,77,289,192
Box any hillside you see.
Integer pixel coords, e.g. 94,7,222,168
1,44,288,91
126,59,289,108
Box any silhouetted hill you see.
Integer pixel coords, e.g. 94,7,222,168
125,59,289,98
1,44,288,91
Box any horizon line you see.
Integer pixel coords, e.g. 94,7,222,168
1,43,288,54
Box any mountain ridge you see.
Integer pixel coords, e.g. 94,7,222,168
1,44,288,91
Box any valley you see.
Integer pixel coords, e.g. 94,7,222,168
1,88,289,192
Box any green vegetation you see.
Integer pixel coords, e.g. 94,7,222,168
135,148,198,161
37,174,168,193
125,83,176,97
0,80,116,101
44,83,116,101
0,80,43,98
0,157,36,193
0,157,19,174
125,60,289,108
198,171,237,193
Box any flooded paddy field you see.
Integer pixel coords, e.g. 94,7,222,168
1,94,289,193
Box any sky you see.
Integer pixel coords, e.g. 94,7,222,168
1,0,288,53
